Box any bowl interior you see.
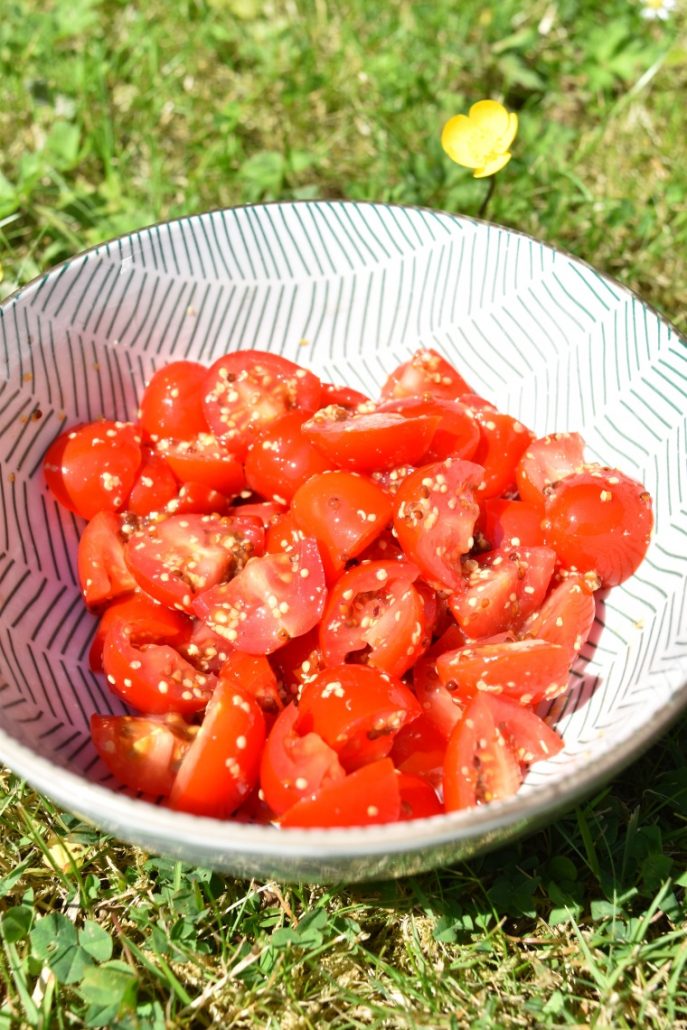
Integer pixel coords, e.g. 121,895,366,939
1,201,686,880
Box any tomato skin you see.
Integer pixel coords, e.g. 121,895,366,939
378,396,481,462
380,347,473,401
77,511,137,608
102,622,216,716
477,498,546,549
480,695,564,765
218,650,283,718
158,434,246,498
291,470,392,581
516,432,586,508
319,559,427,677
139,360,210,442
193,537,327,655
265,511,306,556
443,695,522,811
125,512,264,613
301,408,441,473
89,592,189,672
278,757,401,828
127,448,180,516
520,572,596,660
396,772,444,820
436,638,571,707
297,664,421,771
542,467,653,587
202,350,322,457
168,679,265,818
165,481,233,516
392,458,483,592
244,411,333,504
91,713,197,797
391,715,447,790
44,420,143,520
259,701,345,815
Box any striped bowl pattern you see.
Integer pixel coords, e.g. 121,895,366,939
0,201,686,882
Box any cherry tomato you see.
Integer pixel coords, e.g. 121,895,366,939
244,411,333,504
279,758,401,828
471,410,533,499
480,694,564,765
77,511,136,608
392,458,483,592
515,432,586,508
320,382,370,409
44,420,143,520
542,467,653,586
265,511,306,556
259,701,345,815
443,695,522,811
297,664,421,770
290,470,392,581
396,771,444,820
520,572,597,660
378,396,481,462
89,592,189,672
218,650,283,718
380,347,473,401
477,497,546,549
165,481,233,516
319,559,427,677
156,433,246,498
269,625,324,699
91,713,197,797
126,448,180,516
301,407,440,472
139,360,210,442
202,350,322,457
412,625,467,739
391,715,446,790
169,679,265,818
102,621,216,716
193,537,326,655
436,638,571,707
125,512,264,612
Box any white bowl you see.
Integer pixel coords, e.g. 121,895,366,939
1,201,685,882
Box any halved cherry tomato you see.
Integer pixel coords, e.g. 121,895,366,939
259,701,345,815
380,347,473,401
391,715,446,789
477,497,546,549
125,512,264,612
218,650,283,718
77,511,137,608
102,622,216,715
542,467,653,586
89,592,189,672
157,433,246,497
139,360,210,442
202,350,322,457
44,420,143,520
515,432,586,508
320,382,370,409
169,679,265,818
91,712,197,797
443,695,522,811
470,410,533,499
291,470,392,581
392,458,483,592
302,407,440,472
193,537,326,654
244,411,333,504
396,771,444,820
319,559,427,677
520,572,597,660
279,757,401,828
378,396,481,462
436,638,571,707
297,664,421,770
127,448,180,516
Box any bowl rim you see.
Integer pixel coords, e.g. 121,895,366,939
1,199,686,866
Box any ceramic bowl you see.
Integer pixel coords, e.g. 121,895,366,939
1,201,685,882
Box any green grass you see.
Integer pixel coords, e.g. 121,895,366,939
1,0,687,1026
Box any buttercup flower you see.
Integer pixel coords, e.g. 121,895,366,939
640,0,676,19
441,99,518,178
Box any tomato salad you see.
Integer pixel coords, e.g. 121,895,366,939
43,347,654,828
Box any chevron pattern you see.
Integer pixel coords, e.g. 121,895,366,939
0,201,685,859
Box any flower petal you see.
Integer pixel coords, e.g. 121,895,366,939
473,152,512,179
468,100,511,139
441,115,482,169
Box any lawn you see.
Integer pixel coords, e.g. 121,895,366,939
1,0,687,1026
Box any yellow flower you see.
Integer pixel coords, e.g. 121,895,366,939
441,99,518,179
